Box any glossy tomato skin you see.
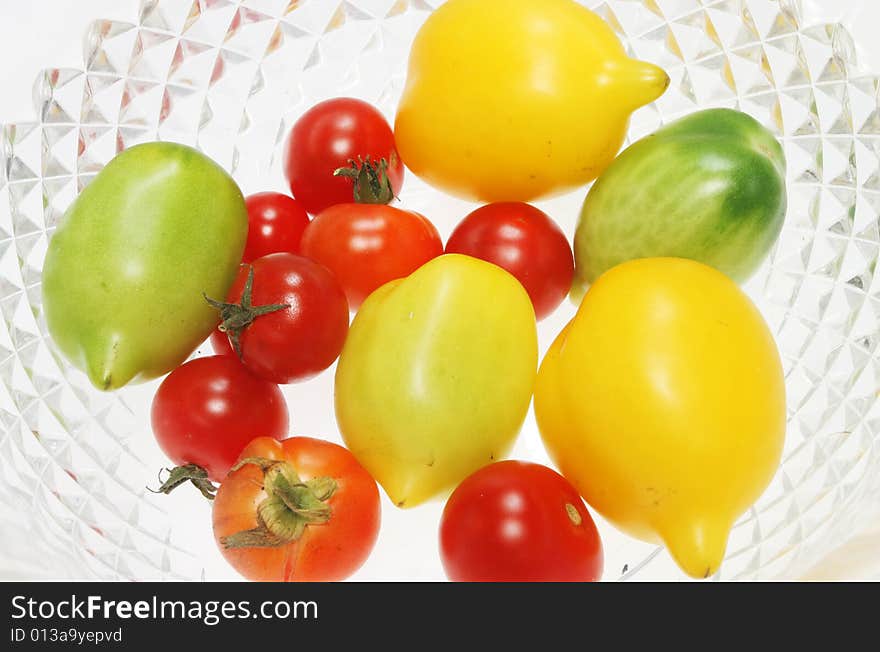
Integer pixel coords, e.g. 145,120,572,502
213,436,381,582
243,193,310,263
151,356,288,482
228,254,349,384
301,204,443,309
439,461,603,582
394,0,668,203
535,258,785,579
445,203,574,321
210,327,233,356
284,98,404,215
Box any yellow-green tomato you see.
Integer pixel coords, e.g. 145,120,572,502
335,254,538,508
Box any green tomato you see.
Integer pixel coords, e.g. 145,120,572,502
335,254,538,508
573,108,787,299
42,142,248,390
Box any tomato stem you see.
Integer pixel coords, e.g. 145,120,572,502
334,156,396,205
204,265,288,359
148,463,217,500
221,457,337,549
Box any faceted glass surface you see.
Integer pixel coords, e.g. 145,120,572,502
0,0,878,580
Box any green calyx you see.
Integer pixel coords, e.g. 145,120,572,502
149,463,218,501
220,457,338,550
205,264,288,358
334,156,396,205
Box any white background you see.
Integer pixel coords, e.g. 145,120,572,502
0,0,878,580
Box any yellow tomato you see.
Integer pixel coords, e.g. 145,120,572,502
535,258,786,578
335,255,538,508
394,0,669,203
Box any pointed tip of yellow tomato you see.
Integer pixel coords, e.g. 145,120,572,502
381,470,442,510
608,58,670,111
660,517,732,580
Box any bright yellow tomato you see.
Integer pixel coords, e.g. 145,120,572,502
535,258,786,578
394,0,669,203
335,254,538,508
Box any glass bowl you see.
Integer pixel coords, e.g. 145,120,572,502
1,0,878,581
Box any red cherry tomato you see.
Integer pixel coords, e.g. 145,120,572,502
445,203,574,320
439,461,604,582
210,254,349,384
301,204,443,310
213,436,381,582
243,192,310,263
284,98,404,215
151,356,288,485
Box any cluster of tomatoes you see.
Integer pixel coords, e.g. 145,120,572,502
150,97,602,582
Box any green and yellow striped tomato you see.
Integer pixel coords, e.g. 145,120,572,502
573,108,786,299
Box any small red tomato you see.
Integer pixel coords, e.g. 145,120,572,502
445,203,574,320
208,254,349,384
213,436,381,582
301,159,443,309
151,356,288,494
439,461,604,582
243,192,310,263
284,98,404,215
